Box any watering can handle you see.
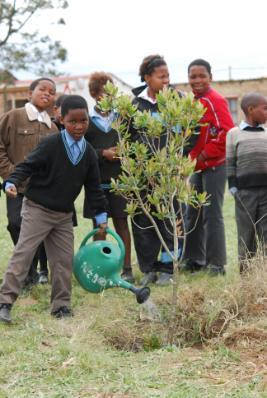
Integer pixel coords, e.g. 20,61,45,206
79,227,125,260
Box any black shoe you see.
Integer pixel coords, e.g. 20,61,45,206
51,306,73,319
208,265,226,276
140,271,157,286
182,260,204,273
0,304,12,323
121,270,135,284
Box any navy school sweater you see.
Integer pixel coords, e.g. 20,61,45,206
131,90,198,156
4,133,107,214
85,116,121,183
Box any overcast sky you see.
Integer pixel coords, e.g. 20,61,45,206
22,0,267,86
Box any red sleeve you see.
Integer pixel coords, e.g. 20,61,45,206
201,96,234,160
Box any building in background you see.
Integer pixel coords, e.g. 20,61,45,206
0,73,133,115
2,72,267,124
176,77,267,124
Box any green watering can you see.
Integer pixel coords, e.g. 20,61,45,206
73,228,150,304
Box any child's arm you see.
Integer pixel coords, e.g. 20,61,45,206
226,128,238,194
199,97,234,161
0,113,16,180
3,139,48,192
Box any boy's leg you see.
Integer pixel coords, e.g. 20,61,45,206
0,199,52,305
183,172,206,268
113,218,132,269
6,193,40,286
235,188,258,272
6,194,23,245
202,164,227,267
44,213,73,313
131,212,161,274
255,187,267,256
38,242,48,275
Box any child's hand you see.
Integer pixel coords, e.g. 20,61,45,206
5,185,17,198
102,147,118,162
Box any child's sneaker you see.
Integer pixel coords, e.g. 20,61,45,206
51,306,73,319
38,273,49,284
208,265,226,276
0,304,12,323
156,272,173,286
140,271,157,286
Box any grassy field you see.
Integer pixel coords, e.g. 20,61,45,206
0,192,266,398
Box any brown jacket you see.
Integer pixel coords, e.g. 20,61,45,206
0,105,58,192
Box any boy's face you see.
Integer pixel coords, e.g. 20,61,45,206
145,65,170,94
250,99,267,125
29,80,56,111
61,108,89,141
188,65,212,95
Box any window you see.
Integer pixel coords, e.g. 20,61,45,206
227,98,238,124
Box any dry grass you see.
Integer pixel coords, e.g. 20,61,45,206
0,193,267,397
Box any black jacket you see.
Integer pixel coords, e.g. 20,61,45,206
130,86,198,156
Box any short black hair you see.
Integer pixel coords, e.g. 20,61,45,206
188,59,212,75
55,94,69,108
241,92,266,115
29,77,56,91
139,54,167,82
61,95,88,117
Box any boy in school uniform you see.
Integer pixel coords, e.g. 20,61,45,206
0,78,58,286
226,92,267,272
0,95,107,323
83,72,134,283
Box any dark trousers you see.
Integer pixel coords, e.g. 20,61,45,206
184,164,227,266
235,187,267,271
0,198,73,311
131,212,174,274
6,194,48,278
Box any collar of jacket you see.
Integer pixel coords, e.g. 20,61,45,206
25,102,52,128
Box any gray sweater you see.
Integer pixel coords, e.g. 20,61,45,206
226,126,267,189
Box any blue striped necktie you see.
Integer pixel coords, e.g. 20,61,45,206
71,142,80,162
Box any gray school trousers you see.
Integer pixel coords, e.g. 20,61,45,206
0,198,73,312
184,164,227,266
235,187,267,270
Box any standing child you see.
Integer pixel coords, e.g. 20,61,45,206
129,55,177,286
0,78,58,286
83,72,134,283
52,94,69,131
184,59,234,275
0,95,107,323
52,93,78,227
227,93,267,272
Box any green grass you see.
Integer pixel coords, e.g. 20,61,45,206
0,192,266,398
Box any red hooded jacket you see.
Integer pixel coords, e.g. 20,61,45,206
189,87,234,171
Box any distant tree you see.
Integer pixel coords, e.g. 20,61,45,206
0,0,68,75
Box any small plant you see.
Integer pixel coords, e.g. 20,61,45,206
99,83,208,343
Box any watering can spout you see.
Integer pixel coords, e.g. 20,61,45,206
129,286,151,304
